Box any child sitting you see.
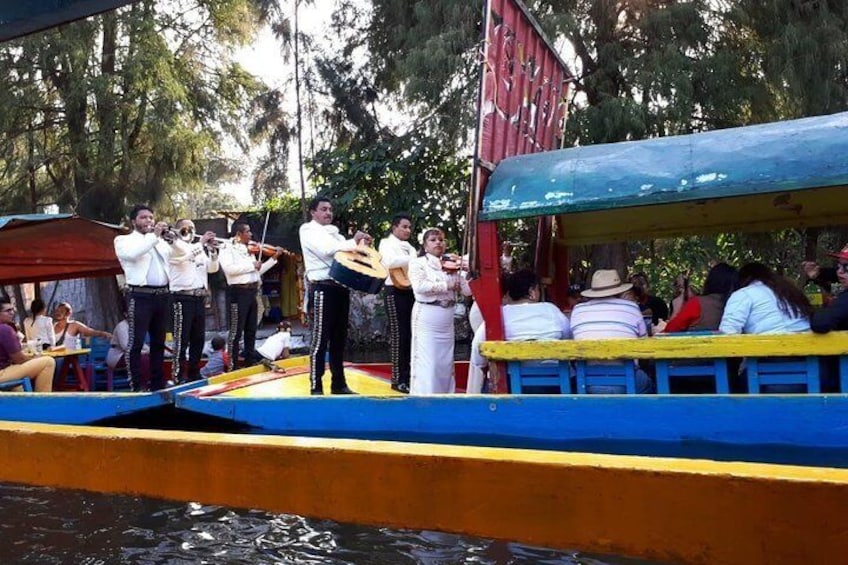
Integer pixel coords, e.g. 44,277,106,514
200,336,228,378
256,321,292,373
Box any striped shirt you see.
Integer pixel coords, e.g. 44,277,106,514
570,298,647,340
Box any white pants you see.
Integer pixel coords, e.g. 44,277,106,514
410,302,455,395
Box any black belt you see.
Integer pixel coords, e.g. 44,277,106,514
128,285,169,295
229,283,259,290
172,288,207,297
311,279,344,288
417,299,456,308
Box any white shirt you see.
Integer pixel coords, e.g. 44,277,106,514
166,242,219,291
24,314,56,347
219,240,277,285
114,231,187,286
471,302,572,368
378,234,417,286
256,330,291,361
299,220,358,282
719,280,811,334
409,253,472,303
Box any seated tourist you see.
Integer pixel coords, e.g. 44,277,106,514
656,263,738,333
805,243,848,333
719,262,814,392
53,302,111,350
200,336,229,378
106,314,150,371
23,299,56,349
719,262,811,335
0,299,54,392
570,270,655,394
629,272,669,325
470,269,571,371
668,272,699,320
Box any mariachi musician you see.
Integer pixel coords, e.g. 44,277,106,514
299,196,372,395
378,213,416,393
219,223,282,370
165,219,219,383
114,204,188,391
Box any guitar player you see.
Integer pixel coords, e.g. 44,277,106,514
299,195,372,395
378,213,416,393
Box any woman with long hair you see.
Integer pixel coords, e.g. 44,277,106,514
657,262,738,333
408,228,472,394
719,262,811,334
23,298,56,348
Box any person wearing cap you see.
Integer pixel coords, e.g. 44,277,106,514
805,244,848,333
569,269,655,394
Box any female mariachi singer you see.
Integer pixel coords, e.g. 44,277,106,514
408,227,472,395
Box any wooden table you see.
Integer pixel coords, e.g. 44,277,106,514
45,348,91,392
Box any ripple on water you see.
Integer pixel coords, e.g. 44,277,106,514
0,484,657,564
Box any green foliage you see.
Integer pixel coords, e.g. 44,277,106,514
308,131,469,251
0,0,268,224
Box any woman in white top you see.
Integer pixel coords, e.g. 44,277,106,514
52,302,111,350
23,299,56,349
408,228,472,394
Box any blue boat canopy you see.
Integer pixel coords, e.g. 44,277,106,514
481,112,848,244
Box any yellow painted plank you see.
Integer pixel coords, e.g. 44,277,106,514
221,368,400,397
0,422,847,565
480,331,848,361
206,355,312,386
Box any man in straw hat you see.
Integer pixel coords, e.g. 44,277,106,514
569,269,655,394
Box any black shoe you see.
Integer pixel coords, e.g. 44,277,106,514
310,388,324,396
391,383,410,394
331,386,357,395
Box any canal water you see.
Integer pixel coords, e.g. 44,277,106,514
0,483,656,564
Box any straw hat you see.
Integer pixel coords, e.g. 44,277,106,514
828,244,848,261
581,269,633,298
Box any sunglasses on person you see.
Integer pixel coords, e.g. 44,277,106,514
1,307,14,313
838,262,848,272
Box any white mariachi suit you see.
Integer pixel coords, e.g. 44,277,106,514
408,253,472,395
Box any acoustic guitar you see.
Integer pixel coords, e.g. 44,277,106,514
329,246,388,294
389,267,411,289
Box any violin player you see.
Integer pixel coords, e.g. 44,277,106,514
219,223,283,370
299,196,371,395
165,219,219,383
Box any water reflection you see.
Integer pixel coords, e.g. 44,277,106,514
0,484,654,564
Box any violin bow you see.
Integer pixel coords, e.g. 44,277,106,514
258,210,271,260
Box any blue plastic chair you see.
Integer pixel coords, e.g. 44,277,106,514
507,361,572,394
747,356,820,393
574,361,637,394
0,377,33,392
655,359,730,394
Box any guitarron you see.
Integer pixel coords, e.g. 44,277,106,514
329,246,388,294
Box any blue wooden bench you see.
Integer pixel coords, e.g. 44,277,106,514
747,357,820,394
507,361,571,394
574,361,637,394
656,360,730,394
0,377,33,392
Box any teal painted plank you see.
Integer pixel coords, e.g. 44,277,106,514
481,112,848,220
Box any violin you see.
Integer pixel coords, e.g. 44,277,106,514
247,241,293,258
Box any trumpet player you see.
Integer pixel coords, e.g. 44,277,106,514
165,219,219,383
114,204,188,392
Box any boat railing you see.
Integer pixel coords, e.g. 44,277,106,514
479,330,848,393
